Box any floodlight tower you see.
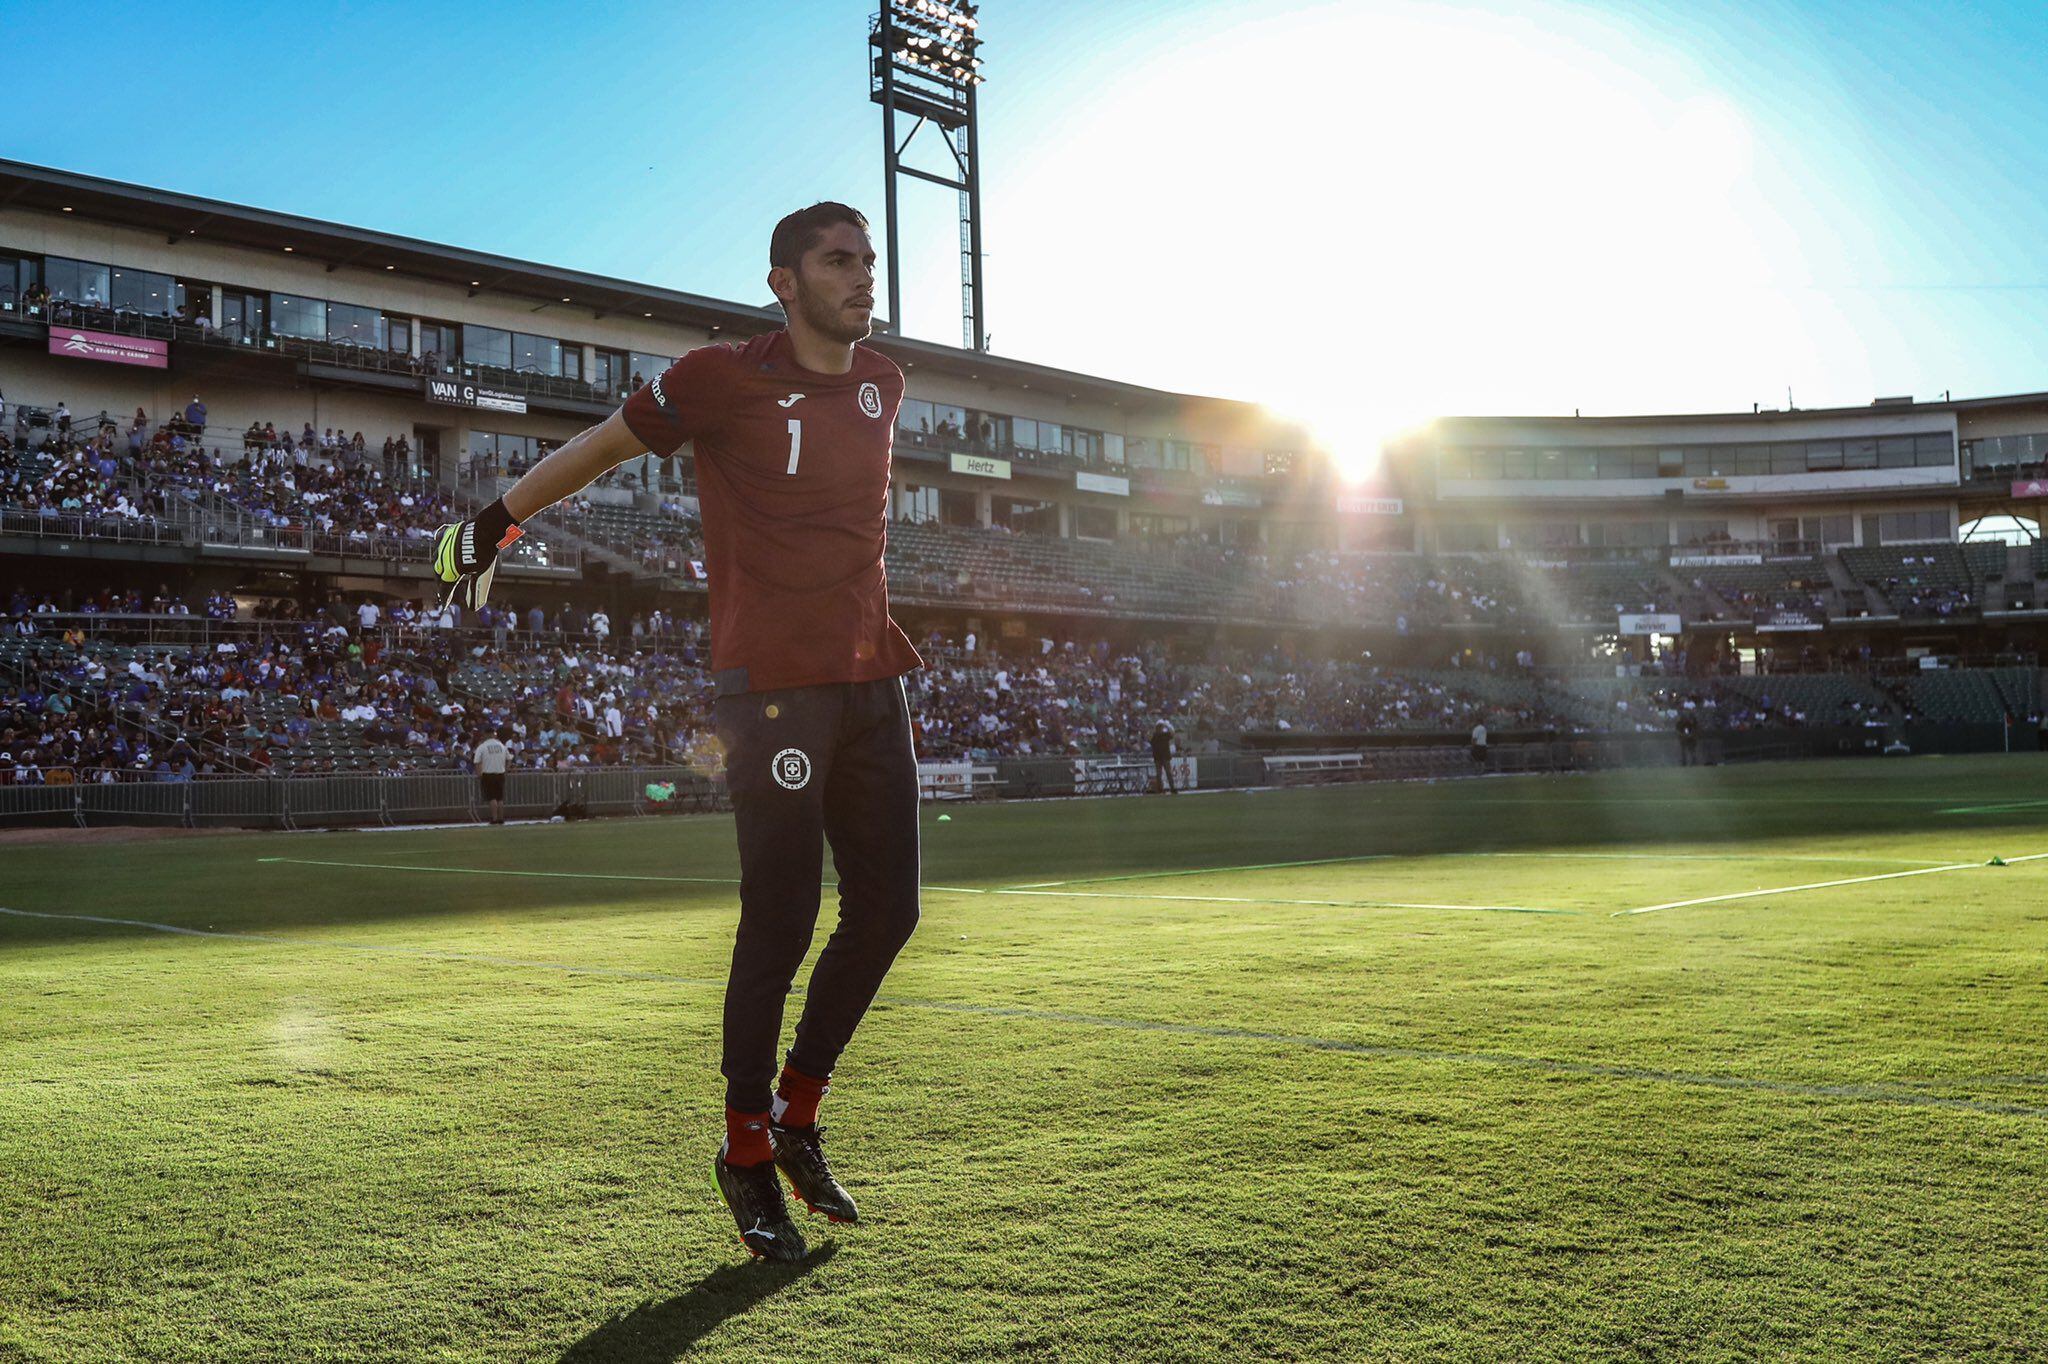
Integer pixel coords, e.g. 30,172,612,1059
870,0,987,351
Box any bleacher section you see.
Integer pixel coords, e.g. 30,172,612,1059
1839,545,1976,618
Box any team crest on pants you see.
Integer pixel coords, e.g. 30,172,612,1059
858,381,881,419
772,748,812,790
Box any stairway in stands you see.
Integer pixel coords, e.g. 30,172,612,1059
1823,552,1887,617
1999,544,2039,610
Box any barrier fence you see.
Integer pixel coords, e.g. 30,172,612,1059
1,725,2030,832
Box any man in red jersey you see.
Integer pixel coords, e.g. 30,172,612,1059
433,204,923,1262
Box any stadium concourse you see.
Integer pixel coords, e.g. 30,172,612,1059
4,160,2048,821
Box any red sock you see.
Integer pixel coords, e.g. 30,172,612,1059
724,1106,773,1166
771,1064,830,1128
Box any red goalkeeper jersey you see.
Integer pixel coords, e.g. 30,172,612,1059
621,330,924,694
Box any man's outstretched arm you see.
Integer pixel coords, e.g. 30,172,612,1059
433,408,647,608
500,408,647,522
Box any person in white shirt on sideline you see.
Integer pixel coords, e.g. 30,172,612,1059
473,728,512,825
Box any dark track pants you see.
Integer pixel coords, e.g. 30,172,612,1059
713,675,921,1114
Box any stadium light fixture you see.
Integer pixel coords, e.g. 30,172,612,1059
871,0,988,350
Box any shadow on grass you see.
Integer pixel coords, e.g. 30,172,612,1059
557,1241,838,1363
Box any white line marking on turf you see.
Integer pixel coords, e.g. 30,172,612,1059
258,858,1533,912
1004,853,1395,890
256,856,742,884
1003,887,1570,915
1615,852,2048,916
1460,851,1964,867
255,856,999,896
3,902,2040,1120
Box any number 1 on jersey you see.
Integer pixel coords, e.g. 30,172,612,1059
785,418,802,475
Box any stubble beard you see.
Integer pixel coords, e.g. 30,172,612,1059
796,276,870,346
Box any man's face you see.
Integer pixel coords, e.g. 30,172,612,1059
779,221,877,345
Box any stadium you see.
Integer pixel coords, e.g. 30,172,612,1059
4,5,2046,1362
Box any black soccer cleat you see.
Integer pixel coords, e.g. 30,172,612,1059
713,1140,808,1261
771,1121,860,1224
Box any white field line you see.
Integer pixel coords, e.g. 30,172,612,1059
1001,887,1571,915
1004,853,1395,890
3,902,2043,1120
1459,851,1965,867
258,858,1536,913
253,856,992,896
1615,852,2048,917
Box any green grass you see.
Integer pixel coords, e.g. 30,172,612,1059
3,755,2047,1362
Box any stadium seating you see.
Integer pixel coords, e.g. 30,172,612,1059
1839,545,1976,618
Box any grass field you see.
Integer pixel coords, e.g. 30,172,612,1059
4,755,2047,1363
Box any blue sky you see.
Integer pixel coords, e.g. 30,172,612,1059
6,0,2048,456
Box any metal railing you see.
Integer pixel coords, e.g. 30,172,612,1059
0,765,726,830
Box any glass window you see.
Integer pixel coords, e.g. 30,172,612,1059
1876,437,1916,468
1469,449,1503,479
1104,433,1124,466
1842,438,1877,470
629,351,672,390
1504,449,1534,479
592,349,625,393
932,404,968,440
0,253,36,311
1440,448,1470,479
382,314,414,354
172,277,212,322
1012,418,1036,452
1682,450,1711,477
1566,450,1597,479
512,332,563,375
327,302,385,347
898,398,934,437
464,324,513,369
1878,509,1947,543
45,256,112,306
109,267,175,315
1163,440,1194,471
1801,514,1853,546
1915,433,1953,466
561,345,581,382
419,322,459,368
221,291,265,343
270,293,327,340
1439,523,1496,551
1074,505,1118,539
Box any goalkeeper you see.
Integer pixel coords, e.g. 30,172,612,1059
434,202,923,1264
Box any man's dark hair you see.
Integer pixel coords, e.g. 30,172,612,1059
769,202,870,269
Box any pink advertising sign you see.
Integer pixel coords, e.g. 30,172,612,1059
47,327,169,369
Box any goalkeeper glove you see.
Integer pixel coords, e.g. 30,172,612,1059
432,498,524,610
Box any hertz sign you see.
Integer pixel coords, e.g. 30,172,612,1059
424,377,528,415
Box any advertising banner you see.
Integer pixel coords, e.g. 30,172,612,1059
949,453,1011,480
1758,609,1826,632
1074,471,1130,496
425,377,528,415
48,328,168,369
1335,493,1404,516
1618,612,1683,635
